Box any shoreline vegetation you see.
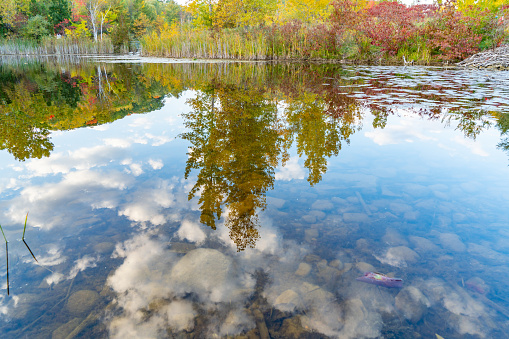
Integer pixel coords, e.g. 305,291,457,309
0,0,508,66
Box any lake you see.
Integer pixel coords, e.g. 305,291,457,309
0,56,508,338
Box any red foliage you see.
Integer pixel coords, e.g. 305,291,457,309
331,0,436,55
426,4,483,61
54,19,73,36
361,2,436,55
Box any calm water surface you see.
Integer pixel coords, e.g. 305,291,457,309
0,57,508,338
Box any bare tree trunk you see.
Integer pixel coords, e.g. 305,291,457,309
100,7,110,41
87,1,100,42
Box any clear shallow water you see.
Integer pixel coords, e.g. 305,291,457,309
0,59,509,338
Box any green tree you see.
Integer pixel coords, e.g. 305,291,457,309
48,0,72,27
22,15,51,41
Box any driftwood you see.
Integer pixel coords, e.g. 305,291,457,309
457,45,509,69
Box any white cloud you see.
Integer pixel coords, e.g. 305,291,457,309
177,220,207,244
118,179,175,225
365,117,438,146
148,159,164,170
275,157,305,181
68,255,99,279
452,135,489,157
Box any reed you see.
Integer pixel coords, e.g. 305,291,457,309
22,212,38,263
0,37,118,56
141,24,343,60
0,212,40,295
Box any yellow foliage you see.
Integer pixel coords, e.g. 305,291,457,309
275,0,333,23
65,20,90,39
456,0,509,15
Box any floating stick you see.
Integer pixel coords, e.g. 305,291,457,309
0,223,8,295
22,212,38,263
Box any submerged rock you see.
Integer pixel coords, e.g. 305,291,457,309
170,248,234,300
329,259,344,270
395,286,430,323
275,289,300,311
52,318,83,339
438,233,466,252
378,246,419,267
409,236,440,253
295,263,312,277
356,262,375,273
66,290,99,316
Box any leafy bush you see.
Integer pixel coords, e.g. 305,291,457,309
23,15,51,42
426,4,482,61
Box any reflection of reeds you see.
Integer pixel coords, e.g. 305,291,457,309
0,212,41,295
0,222,8,295
22,213,38,263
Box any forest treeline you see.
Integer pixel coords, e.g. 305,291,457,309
1,0,508,62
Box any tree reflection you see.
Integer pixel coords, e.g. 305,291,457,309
0,62,164,161
182,82,285,251
1,61,508,250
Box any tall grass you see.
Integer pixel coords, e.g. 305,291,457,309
141,24,343,60
0,36,122,56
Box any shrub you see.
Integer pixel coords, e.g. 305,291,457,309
426,3,482,61
23,15,51,42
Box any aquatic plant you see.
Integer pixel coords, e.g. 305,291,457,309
0,213,39,295
0,36,119,56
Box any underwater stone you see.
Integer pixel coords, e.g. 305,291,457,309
171,248,233,296
302,215,317,223
275,289,300,311
300,282,334,304
170,242,197,253
438,233,466,252
52,318,83,339
395,286,430,323
343,213,370,223
386,246,419,264
356,262,375,273
329,259,344,270
304,228,319,242
308,210,326,220
93,242,114,254
409,236,440,253
295,263,312,277
311,200,334,210
383,229,409,246
66,290,99,316
266,196,286,209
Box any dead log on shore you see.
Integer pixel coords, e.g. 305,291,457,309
457,45,509,69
